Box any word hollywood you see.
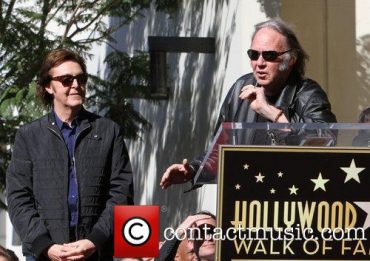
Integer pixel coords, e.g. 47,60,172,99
230,200,370,257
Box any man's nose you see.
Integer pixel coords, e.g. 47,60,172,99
71,78,79,88
256,54,266,66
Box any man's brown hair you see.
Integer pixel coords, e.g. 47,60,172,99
37,48,87,108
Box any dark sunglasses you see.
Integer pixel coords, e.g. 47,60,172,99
247,49,291,61
50,73,88,87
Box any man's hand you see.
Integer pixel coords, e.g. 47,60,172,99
239,84,270,115
46,244,75,261
160,159,192,189
59,239,96,260
176,214,214,238
239,84,288,123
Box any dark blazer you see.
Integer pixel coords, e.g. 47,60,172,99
6,108,133,260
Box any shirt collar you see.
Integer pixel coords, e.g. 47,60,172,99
53,110,80,130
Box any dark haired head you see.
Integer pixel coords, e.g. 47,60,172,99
36,49,87,108
358,107,370,123
252,18,309,80
194,210,216,220
0,245,19,261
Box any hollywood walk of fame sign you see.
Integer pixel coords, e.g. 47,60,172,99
216,146,370,260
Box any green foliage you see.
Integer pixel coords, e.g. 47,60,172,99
87,51,152,139
0,0,180,209
0,115,28,211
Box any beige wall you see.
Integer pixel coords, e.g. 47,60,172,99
281,0,328,89
355,0,370,115
281,0,358,122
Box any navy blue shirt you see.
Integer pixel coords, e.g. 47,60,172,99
54,112,79,228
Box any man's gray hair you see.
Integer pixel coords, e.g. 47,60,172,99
252,19,309,79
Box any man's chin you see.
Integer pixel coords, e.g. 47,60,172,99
68,98,84,106
66,101,84,110
255,78,271,86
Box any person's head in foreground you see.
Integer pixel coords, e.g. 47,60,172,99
0,245,19,261
175,238,198,261
188,212,216,261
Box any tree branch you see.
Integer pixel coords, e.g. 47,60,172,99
69,4,144,45
74,34,110,45
38,0,50,36
61,0,84,45
67,0,116,40
0,0,16,33
4,0,16,22
0,0,3,24
45,0,68,25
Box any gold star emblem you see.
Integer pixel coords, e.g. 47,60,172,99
311,172,329,191
255,172,265,183
340,159,365,183
277,171,283,177
235,184,241,190
289,185,298,195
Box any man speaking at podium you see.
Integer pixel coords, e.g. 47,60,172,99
160,18,337,189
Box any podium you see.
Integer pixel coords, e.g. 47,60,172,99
195,122,370,260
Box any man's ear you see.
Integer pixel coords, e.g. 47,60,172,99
45,84,53,95
289,54,297,66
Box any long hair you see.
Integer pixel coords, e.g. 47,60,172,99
358,107,370,123
252,19,309,80
36,49,87,108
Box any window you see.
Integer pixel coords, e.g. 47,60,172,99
148,36,215,99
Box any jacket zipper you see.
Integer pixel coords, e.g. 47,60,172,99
73,125,91,240
48,126,71,238
71,155,78,240
48,124,91,241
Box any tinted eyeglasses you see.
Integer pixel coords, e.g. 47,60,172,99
50,73,88,87
247,49,291,61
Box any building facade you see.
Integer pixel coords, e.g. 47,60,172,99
2,0,370,259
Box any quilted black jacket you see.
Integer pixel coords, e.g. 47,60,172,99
6,108,133,260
